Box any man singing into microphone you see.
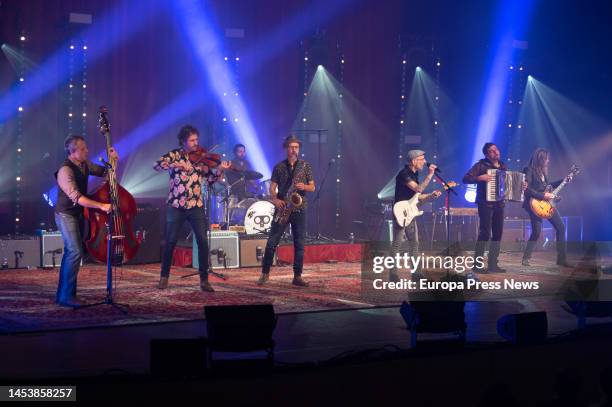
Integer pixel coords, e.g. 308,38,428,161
390,150,441,281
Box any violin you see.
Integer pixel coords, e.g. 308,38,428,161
188,146,226,169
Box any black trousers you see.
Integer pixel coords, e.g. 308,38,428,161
475,202,505,267
523,208,566,262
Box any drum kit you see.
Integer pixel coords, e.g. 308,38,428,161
209,169,276,235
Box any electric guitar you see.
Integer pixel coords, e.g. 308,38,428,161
393,181,457,227
529,165,579,219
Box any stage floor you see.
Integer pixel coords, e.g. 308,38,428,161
1,250,612,381
1,250,610,334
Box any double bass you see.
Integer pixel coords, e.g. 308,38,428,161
85,106,140,264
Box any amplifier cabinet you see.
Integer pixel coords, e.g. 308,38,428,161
0,237,39,269
239,234,274,268
193,231,240,270
36,230,64,267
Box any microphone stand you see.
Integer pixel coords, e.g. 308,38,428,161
434,171,457,260
182,180,227,281
309,159,335,242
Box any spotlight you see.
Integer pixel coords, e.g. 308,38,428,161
507,123,512,128
509,65,514,70
234,92,238,96
69,84,73,88
20,36,26,42
83,45,88,50
304,57,308,61
302,117,307,122
82,84,86,88
337,154,341,159
17,148,22,153
235,57,239,61
19,77,24,82
15,218,20,222
16,176,21,181
519,66,524,71
222,117,227,122
435,96,439,101
337,120,342,124
224,56,228,61
436,61,441,67
233,118,238,122
68,113,73,117
223,92,227,96
434,121,438,125
400,120,404,124
416,66,421,71
317,65,323,70
402,60,407,64
341,59,345,64
18,106,23,112
336,179,340,183
82,113,87,117
70,45,75,50
517,124,522,129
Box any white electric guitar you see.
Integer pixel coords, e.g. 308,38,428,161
393,181,456,227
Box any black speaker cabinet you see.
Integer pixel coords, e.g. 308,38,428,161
240,234,273,267
126,206,162,265
0,236,39,269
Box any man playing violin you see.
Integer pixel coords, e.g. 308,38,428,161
55,135,117,308
154,125,230,292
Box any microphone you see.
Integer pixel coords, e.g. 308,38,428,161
98,157,112,168
426,162,441,173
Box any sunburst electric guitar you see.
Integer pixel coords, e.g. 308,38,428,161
393,181,457,227
529,165,579,220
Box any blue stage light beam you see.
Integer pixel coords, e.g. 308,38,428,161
0,1,168,124
172,0,271,178
471,0,534,164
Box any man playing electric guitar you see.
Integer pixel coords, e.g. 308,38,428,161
389,149,442,282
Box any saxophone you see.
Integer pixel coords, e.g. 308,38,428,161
274,165,306,225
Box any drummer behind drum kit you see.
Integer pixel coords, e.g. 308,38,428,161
211,168,276,235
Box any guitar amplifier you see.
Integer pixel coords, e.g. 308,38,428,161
0,236,39,269
239,234,274,267
193,231,240,269
36,230,64,267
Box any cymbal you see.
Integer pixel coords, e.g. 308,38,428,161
231,169,263,180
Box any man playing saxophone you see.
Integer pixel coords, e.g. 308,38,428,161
257,136,315,287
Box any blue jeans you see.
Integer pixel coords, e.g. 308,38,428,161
55,212,84,303
262,210,306,276
161,206,209,278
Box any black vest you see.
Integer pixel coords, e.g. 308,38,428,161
55,159,89,216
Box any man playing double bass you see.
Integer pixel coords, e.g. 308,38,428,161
55,135,117,308
154,125,230,292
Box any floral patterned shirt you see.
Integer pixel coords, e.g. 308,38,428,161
154,148,221,209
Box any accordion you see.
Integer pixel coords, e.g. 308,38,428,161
486,169,525,202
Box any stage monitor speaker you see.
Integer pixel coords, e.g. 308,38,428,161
204,304,276,353
36,230,63,268
0,236,39,269
193,231,240,269
239,234,273,267
126,206,162,265
150,338,207,377
497,311,548,344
